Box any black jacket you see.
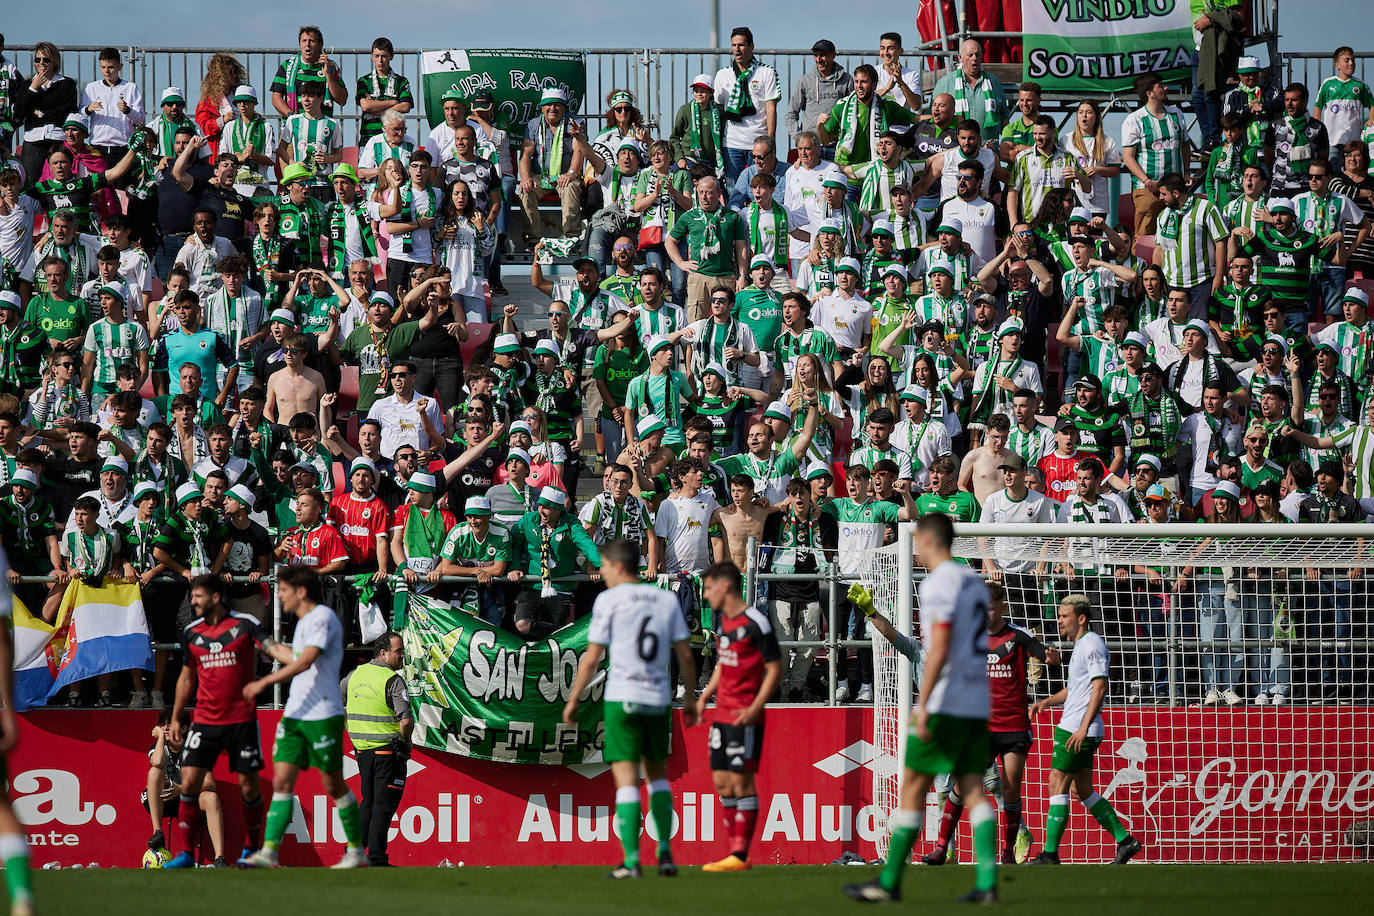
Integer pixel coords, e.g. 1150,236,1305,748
16,75,78,134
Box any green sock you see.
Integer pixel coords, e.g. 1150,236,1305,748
615,797,641,868
1043,794,1069,854
337,792,363,848
1087,794,1130,842
879,810,920,893
970,803,998,892
263,793,295,851
649,786,674,858
0,835,32,905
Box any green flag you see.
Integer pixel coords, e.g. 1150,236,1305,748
402,593,607,764
420,49,587,140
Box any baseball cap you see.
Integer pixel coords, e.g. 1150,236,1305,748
464,496,493,516
441,87,467,103
470,90,495,110
811,38,837,55
101,456,129,476
493,333,523,355
1054,416,1077,432
1144,483,1168,502
1073,373,1102,390
997,454,1026,472
292,460,320,478
160,87,186,105
690,73,714,90
835,257,862,275
1318,459,1346,481
1140,362,1165,378
269,308,298,327
232,85,258,104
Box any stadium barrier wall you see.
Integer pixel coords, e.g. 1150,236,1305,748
12,707,1371,866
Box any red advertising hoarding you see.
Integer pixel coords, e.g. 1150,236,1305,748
9,707,1371,867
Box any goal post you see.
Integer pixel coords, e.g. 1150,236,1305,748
866,520,1374,863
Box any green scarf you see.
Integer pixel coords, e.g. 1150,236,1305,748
403,505,447,575
534,118,566,187
688,100,724,170
125,132,159,200
1238,85,1265,146
724,60,758,117
1125,391,1182,458
970,355,1023,425
328,199,378,276
950,70,999,132
833,93,887,166
747,201,788,268
397,183,439,256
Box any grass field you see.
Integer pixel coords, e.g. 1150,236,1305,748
33,863,1372,914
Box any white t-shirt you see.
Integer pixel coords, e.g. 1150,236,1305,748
938,197,998,268
812,292,873,350
1177,411,1242,495
367,393,445,458
0,194,40,268
588,583,690,708
713,63,782,150
917,560,990,719
1060,133,1122,214
783,161,835,259
978,488,1055,573
653,493,720,575
283,604,345,721
424,120,491,171
1059,630,1109,737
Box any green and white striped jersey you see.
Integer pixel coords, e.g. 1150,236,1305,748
1156,196,1227,288
81,318,149,390
1313,75,1374,149
855,160,921,216
1330,424,1374,501
282,114,343,185
1223,195,1266,233
1120,105,1186,188
1062,266,1119,335
1008,147,1078,222
1312,319,1372,382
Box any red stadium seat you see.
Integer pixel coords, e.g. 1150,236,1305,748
1347,277,1374,299
337,365,360,418
1118,192,1135,230
342,146,359,167
461,323,494,366
1134,236,1156,266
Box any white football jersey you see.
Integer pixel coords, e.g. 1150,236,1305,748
1059,630,1109,738
589,583,690,708
917,560,990,719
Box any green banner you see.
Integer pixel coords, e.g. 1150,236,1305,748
1021,0,1195,93
419,49,587,141
401,594,607,764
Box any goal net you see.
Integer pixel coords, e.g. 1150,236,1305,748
867,521,1374,864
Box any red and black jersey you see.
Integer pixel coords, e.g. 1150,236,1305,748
329,492,389,565
714,608,781,717
181,611,270,726
986,623,1050,733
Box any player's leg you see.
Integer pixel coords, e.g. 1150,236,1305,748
199,772,226,863
0,796,33,915
165,742,211,868
246,717,308,867
1074,767,1140,862
1000,748,1031,863
873,769,933,896
642,757,676,874
310,716,366,868
1028,760,1073,864
923,771,962,864
609,759,644,876
233,721,266,860
951,720,997,901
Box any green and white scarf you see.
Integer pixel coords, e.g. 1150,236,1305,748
36,237,88,296
533,118,567,187
951,70,999,132
833,93,887,166
694,318,743,370
689,100,724,170
588,490,645,547
725,60,758,117
66,529,114,579
402,505,447,579
747,201,788,268
328,199,378,276
969,356,1023,425
224,115,269,185
396,183,440,256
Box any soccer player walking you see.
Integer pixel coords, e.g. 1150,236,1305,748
241,567,367,869
564,539,699,878
164,575,271,869
694,562,782,872
1027,595,1141,865
844,514,999,904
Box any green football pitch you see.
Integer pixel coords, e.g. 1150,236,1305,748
34,863,1372,914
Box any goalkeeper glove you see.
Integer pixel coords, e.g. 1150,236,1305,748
847,582,877,618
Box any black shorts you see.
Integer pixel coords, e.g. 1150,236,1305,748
988,729,1033,760
181,720,263,774
709,721,765,773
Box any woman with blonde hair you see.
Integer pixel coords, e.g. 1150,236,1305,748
1064,100,1122,217
784,352,845,461
195,53,248,157
18,41,78,182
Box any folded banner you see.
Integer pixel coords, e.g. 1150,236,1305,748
1022,0,1194,92
402,594,607,764
420,49,587,139
13,578,153,710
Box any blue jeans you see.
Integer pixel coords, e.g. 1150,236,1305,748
1284,308,1308,333
1197,578,1241,692
724,147,751,187
587,225,616,275
643,245,689,307
1243,592,1290,698
1314,263,1348,317
155,232,191,280
1192,58,1222,146
457,293,486,323
597,414,625,464
1136,588,1170,698
1312,577,1354,689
